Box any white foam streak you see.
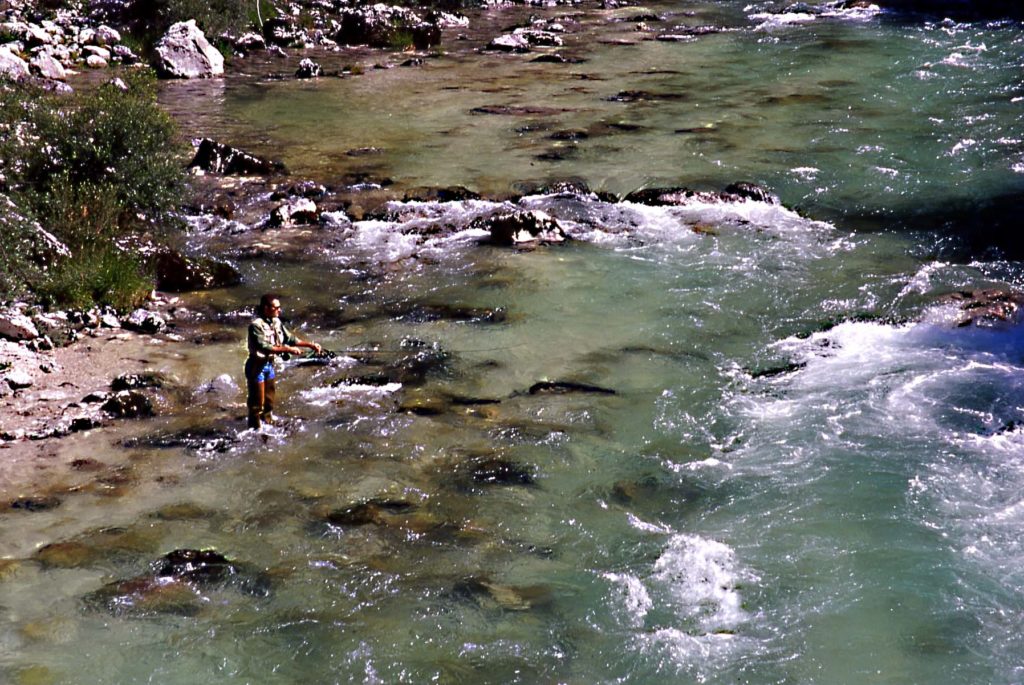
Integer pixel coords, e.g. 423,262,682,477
298,383,402,407
652,534,749,631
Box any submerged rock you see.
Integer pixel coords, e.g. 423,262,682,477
462,456,536,487
324,498,417,526
10,496,62,512
83,548,270,616
152,20,224,79
526,380,616,395
121,426,237,454
452,576,552,611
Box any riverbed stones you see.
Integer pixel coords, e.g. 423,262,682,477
189,138,287,176
153,20,224,79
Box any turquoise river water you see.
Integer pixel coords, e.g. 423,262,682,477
3,0,1024,683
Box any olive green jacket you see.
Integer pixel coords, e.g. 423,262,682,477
247,316,298,362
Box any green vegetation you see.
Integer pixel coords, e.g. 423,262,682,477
0,70,188,309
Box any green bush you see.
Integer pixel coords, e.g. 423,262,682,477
0,71,188,308
36,244,153,311
0,198,42,302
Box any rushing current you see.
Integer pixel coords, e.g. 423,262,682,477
3,1,1024,683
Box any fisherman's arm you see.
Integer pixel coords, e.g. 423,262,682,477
280,323,323,355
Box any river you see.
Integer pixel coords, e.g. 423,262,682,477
3,0,1024,683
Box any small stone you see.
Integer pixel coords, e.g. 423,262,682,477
85,54,107,69
0,309,40,341
10,495,62,512
295,57,322,78
101,390,154,419
5,370,33,390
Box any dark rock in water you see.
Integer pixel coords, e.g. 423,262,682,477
101,390,154,419
156,549,238,584
111,371,173,391
10,495,62,512
452,575,551,610
122,308,166,334
531,53,585,64
325,499,416,526
624,186,769,206
384,346,450,385
747,360,807,379
527,380,616,395
386,303,507,324
465,456,536,486
511,178,594,198
401,57,424,67
723,182,779,205
85,575,204,616
189,138,287,176
269,197,319,227
152,20,224,79
71,458,105,471
121,426,236,454
605,90,686,103
271,181,328,200
940,288,1024,328
336,5,441,49
470,105,570,116
402,186,481,202
472,210,568,246
154,248,241,292
295,58,322,78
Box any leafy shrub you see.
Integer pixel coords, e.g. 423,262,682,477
0,197,42,302
0,70,187,308
36,244,152,311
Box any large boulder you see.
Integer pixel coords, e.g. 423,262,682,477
0,46,30,82
29,52,67,80
335,4,441,49
152,20,224,79
0,308,39,341
472,210,568,246
189,138,286,176
154,248,241,292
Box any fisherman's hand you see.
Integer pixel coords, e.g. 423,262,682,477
312,343,323,354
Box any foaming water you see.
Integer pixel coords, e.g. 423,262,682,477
5,2,1024,684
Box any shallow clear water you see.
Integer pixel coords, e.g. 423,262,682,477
4,1,1024,684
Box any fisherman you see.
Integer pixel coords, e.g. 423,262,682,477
245,293,322,429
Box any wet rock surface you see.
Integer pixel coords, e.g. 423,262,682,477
154,248,241,292
189,138,287,176
939,288,1024,327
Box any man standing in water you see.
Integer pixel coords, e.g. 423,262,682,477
246,293,323,429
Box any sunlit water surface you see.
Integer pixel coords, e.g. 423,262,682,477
3,1,1024,683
